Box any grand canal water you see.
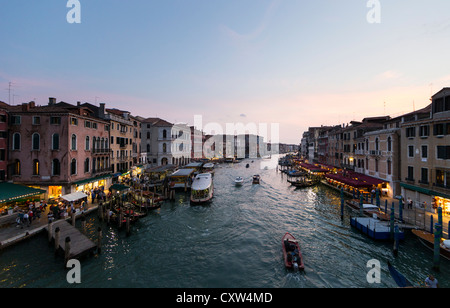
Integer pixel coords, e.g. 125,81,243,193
1,157,449,288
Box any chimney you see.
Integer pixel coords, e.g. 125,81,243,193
29,101,36,108
99,103,105,119
21,103,30,112
77,101,81,107
49,97,56,106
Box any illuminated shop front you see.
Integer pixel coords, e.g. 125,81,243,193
73,175,112,194
433,196,450,216
48,186,62,199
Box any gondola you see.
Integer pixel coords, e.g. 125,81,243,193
412,229,450,261
287,179,315,188
388,261,413,288
282,232,304,271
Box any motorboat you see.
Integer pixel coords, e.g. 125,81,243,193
190,173,214,204
202,162,215,175
252,175,260,184
234,176,244,186
282,232,304,271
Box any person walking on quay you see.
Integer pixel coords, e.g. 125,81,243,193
407,198,413,209
23,212,29,227
17,211,24,228
425,274,439,288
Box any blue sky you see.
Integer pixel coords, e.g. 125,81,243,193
1,0,450,143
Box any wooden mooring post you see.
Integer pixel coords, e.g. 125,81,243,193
97,227,102,254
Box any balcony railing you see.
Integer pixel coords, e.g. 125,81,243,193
92,148,111,154
92,167,112,175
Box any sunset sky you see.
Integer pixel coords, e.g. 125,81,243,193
1,0,450,143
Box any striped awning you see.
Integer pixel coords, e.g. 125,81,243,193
0,182,46,203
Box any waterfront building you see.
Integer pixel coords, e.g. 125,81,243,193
327,125,343,167
400,88,450,215
104,108,140,175
358,117,401,198
6,98,111,198
141,117,191,166
307,127,323,163
171,123,192,166
300,131,309,159
190,126,205,160
0,102,7,182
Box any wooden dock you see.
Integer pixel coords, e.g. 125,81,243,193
46,219,97,260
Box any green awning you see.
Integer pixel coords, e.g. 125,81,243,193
109,184,130,191
0,182,46,203
73,174,112,186
400,183,450,199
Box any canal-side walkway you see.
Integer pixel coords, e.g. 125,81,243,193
321,180,450,238
0,203,99,250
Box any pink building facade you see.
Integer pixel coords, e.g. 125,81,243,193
0,102,8,181
7,99,112,198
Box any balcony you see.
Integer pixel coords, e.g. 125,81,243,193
92,167,112,175
91,148,111,154
369,150,382,156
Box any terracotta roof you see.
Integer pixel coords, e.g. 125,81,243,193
142,117,173,127
106,108,129,115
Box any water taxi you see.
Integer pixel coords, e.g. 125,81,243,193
234,176,244,186
202,162,215,175
190,173,214,204
169,168,195,189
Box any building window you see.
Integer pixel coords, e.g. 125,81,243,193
52,159,60,176
406,127,416,138
407,166,414,181
71,134,77,150
12,133,20,150
387,136,392,152
433,123,445,136
50,116,61,125
52,133,60,150
419,125,430,137
375,138,379,151
421,145,428,159
387,160,391,175
71,118,78,126
10,115,21,125
85,136,90,151
163,143,167,153
71,158,77,175
163,129,167,139
32,133,40,150
33,159,39,175
84,158,90,173
13,159,20,175
437,145,450,160
436,169,450,188
32,116,40,125
408,145,414,158
420,168,428,184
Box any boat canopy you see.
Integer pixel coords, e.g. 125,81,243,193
61,191,88,202
191,173,212,191
171,168,195,177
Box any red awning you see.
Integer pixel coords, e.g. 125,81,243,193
325,173,372,188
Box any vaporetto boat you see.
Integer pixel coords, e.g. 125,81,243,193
190,173,214,204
